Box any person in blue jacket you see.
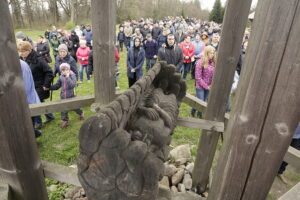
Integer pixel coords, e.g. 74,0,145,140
127,37,145,87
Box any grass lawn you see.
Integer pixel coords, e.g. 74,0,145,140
18,29,300,200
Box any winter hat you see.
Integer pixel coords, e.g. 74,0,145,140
18,41,32,52
79,40,87,46
16,31,26,40
58,44,68,52
59,63,70,71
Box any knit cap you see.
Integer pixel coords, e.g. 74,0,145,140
59,63,70,71
58,44,68,52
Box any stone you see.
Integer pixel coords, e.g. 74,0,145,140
158,185,171,200
171,191,205,200
175,158,188,166
69,164,77,169
177,183,186,193
183,174,193,190
65,187,81,198
171,169,185,185
47,185,57,192
170,144,191,161
159,176,170,188
171,186,178,193
185,162,194,174
164,164,178,177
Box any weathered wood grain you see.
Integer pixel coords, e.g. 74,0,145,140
177,117,224,132
0,1,48,199
207,0,300,199
192,0,253,193
91,0,116,104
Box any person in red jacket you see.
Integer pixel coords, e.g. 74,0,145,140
180,35,195,79
76,40,91,83
115,47,120,88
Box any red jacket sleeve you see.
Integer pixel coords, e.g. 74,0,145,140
115,48,120,63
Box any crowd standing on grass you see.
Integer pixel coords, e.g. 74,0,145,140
15,16,250,136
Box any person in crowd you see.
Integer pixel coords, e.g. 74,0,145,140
236,41,248,75
157,33,183,73
88,49,93,78
20,59,42,138
54,44,78,79
18,41,54,128
47,63,84,128
141,24,151,40
75,25,83,38
131,28,144,48
151,22,162,40
57,31,65,44
76,40,91,83
115,47,120,88
36,35,52,63
191,45,216,118
180,35,195,79
49,33,60,59
191,33,205,79
16,31,35,47
277,123,300,184
157,28,169,48
70,30,80,61
44,29,50,40
201,32,210,45
144,33,158,72
49,25,58,40
207,33,220,51
124,22,133,50
117,26,126,52
174,27,185,44
82,25,93,48
62,37,73,54
127,37,145,87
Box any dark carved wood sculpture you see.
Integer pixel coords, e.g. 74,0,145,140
78,61,186,200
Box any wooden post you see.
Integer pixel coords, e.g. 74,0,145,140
192,0,253,193
0,1,48,200
91,0,116,105
207,0,300,199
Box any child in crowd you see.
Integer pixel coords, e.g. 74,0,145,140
48,63,84,128
191,45,216,118
76,40,91,83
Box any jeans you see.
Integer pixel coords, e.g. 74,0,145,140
146,58,156,72
61,109,83,121
79,65,90,82
35,98,55,125
182,62,192,79
191,88,209,118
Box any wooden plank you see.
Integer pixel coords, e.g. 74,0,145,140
278,182,300,200
207,0,300,199
0,1,48,199
192,0,253,193
182,94,207,113
177,117,224,132
284,147,300,173
91,0,116,105
29,95,94,116
0,184,12,200
42,161,81,187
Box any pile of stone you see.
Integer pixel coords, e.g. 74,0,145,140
63,186,87,200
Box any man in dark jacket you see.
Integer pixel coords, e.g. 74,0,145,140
158,34,183,73
18,41,55,128
82,25,93,48
70,30,80,61
151,22,162,40
37,35,52,63
144,33,158,72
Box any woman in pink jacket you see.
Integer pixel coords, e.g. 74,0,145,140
180,35,195,79
76,40,91,83
191,45,216,118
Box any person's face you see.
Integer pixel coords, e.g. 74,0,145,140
80,42,86,47
195,34,201,40
59,50,68,58
38,37,43,43
208,50,215,59
19,50,31,58
147,36,152,41
52,26,56,31
185,36,191,43
135,28,140,34
212,35,219,43
120,27,124,31
134,39,140,47
167,36,175,46
61,68,70,76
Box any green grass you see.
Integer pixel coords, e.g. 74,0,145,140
19,29,300,200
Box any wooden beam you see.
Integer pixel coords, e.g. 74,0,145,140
177,117,224,132
182,94,207,113
29,95,94,116
91,0,116,105
207,0,300,199
192,0,253,193
0,1,48,199
42,161,81,187
278,182,300,200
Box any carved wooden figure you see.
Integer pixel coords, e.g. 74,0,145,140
78,61,186,200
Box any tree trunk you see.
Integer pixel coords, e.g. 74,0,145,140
10,0,24,28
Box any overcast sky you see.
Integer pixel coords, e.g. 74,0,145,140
200,0,258,11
